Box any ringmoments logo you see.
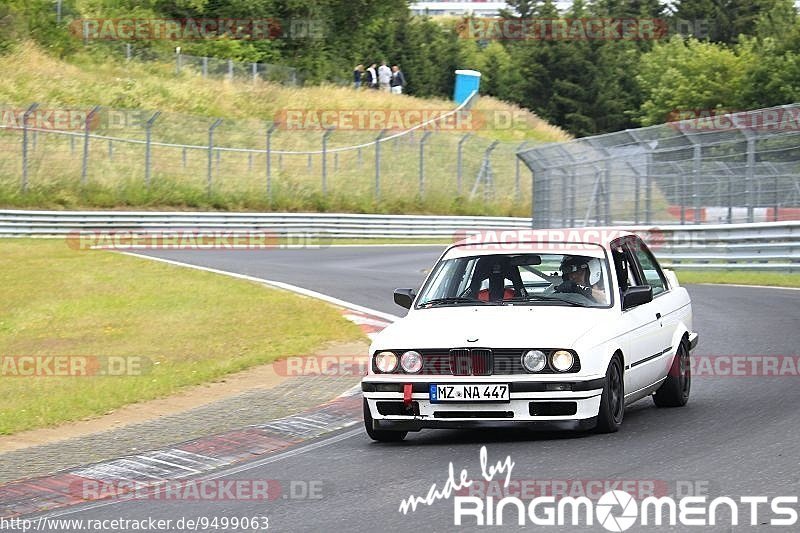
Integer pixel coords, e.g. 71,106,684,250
397,447,799,529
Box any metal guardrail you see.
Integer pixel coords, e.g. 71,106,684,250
0,210,798,270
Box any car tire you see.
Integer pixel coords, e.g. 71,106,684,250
595,356,624,433
653,340,691,407
363,399,407,442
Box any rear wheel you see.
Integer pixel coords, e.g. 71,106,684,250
595,356,624,433
653,340,691,407
363,399,407,442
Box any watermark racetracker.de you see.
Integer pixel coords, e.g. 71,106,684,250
273,108,530,132
455,18,669,41
0,355,151,377
69,18,324,41
68,478,324,502
66,230,331,250
667,107,800,132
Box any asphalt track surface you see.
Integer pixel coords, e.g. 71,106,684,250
29,247,800,532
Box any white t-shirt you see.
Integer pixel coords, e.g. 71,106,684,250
378,65,392,84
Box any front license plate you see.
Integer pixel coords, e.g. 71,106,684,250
429,383,510,403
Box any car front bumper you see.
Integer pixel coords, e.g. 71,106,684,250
362,376,605,431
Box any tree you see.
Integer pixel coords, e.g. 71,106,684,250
670,0,791,43
635,36,755,125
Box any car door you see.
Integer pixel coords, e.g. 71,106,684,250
612,237,664,398
628,237,682,388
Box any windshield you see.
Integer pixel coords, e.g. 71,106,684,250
416,252,611,308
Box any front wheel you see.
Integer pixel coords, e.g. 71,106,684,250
595,356,624,433
653,340,691,407
363,399,407,442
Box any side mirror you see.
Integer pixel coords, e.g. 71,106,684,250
393,288,416,309
623,285,653,310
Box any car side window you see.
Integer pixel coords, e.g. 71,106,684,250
630,239,668,296
610,244,637,294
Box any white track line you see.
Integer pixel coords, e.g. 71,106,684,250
117,251,401,322
696,283,800,291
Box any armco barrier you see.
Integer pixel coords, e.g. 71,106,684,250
0,210,798,270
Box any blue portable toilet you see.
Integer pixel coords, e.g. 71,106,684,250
453,69,481,104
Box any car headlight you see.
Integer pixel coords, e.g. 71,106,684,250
400,350,423,373
374,351,398,373
551,350,575,372
522,350,547,372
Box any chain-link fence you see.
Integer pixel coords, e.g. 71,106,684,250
0,94,538,209
117,44,302,86
519,104,800,227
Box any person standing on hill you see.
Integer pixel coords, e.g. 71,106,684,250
390,65,406,94
353,64,364,89
365,63,378,89
378,61,392,92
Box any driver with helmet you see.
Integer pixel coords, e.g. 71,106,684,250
554,255,607,304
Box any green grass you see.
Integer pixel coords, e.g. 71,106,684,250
675,270,800,288
0,238,363,434
0,44,569,144
0,43,573,216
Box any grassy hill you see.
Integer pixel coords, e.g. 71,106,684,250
0,44,570,215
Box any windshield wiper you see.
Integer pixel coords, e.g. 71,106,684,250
419,297,494,307
502,295,590,307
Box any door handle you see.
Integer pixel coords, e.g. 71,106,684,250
655,312,662,320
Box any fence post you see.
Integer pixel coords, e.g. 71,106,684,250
680,172,687,224
692,142,702,223
266,122,278,201
569,169,576,227
207,119,223,196
515,141,528,200
375,129,387,199
419,131,433,197
634,170,640,225
81,106,101,186
202,57,208,78
745,136,756,223
773,175,779,222
471,141,500,203
321,127,335,195
108,140,113,160
560,168,568,227
645,152,653,224
227,60,234,81
144,111,161,189
21,103,39,193
536,169,550,227
175,51,182,75
126,44,131,61
603,158,612,225
457,133,471,196
252,63,258,83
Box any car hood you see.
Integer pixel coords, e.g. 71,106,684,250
374,305,617,350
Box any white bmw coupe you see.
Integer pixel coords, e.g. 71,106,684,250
361,229,698,441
